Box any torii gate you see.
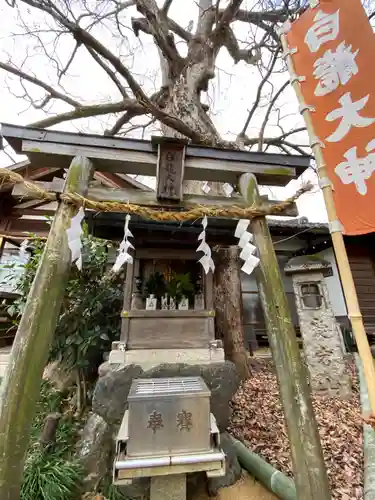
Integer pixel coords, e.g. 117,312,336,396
0,123,329,499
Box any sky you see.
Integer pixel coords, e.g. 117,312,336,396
0,0,328,222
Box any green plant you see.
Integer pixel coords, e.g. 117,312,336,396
99,477,126,500
4,235,45,319
167,273,194,303
144,271,166,299
21,450,83,500
19,380,85,500
5,229,125,409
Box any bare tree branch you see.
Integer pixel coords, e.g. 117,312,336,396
239,47,281,137
85,46,129,99
20,0,147,101
216,0,244,29
233,8,289,42
280,139,311,156
81,1,135,30
241,127,310,156
0,0,310,152
236,8,290,24
258,80,289,151
58,42,80,84
103,88,167,135
162,0,174,14
278,126,307,141
222,27,261,64
0,61,80,108
167,18,192,42
29,99,137,128
18,0,204,141
117,117,157,138
132,4,192,42
104,110,140,136
195,0,215,38
134,0,184,76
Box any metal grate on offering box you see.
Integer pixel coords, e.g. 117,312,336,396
128,377,208,399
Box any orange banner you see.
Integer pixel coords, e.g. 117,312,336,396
287,0,375,235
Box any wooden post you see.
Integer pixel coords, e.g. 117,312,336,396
240,173,331,499
0,237,5,260
280,27,375,416
213,246,251,379
0,156,93,500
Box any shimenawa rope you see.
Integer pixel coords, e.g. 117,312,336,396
0,168,311,222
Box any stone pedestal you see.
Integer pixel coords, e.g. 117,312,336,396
93,361,239,432
87,361,241,499
285,256,351,398
108,345,225,370
150,474,186,500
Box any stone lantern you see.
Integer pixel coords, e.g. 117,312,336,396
285,256,351,398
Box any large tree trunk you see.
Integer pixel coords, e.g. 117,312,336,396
158,0,223,196
0,156,93,500
214,246,251,379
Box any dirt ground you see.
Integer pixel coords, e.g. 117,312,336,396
193,472,278,500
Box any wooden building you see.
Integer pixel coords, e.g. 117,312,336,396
344,234,375,340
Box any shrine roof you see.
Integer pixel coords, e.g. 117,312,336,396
266,218,329,232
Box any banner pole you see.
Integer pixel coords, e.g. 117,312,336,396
279,24,375,415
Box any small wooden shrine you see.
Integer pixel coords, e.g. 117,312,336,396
0,123,310,369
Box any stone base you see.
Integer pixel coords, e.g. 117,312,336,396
108,348,225,369
150,474,186,500
88,361,241,498
93,361,240,432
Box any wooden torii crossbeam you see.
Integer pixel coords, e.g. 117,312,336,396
1,124,309,237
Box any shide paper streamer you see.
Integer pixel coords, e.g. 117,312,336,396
222,183,234,198
234,219,260,275
66,207,85,270
197,216,215,274
112,214,134,272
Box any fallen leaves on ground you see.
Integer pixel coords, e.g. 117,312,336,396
228,358,363,499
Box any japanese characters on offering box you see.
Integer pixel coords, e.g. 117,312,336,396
286,0,375,235
147,409,193,434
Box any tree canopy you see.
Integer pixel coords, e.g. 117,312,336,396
0,0,315,156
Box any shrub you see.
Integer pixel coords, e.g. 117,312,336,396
6,230,125,384
21,450,83,500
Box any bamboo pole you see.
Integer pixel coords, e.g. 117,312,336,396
240,173,331,500
231,437,296,500
0,156,93,500
279,25,375,416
